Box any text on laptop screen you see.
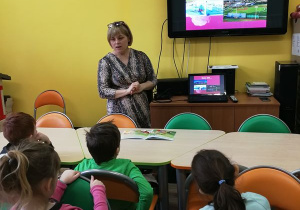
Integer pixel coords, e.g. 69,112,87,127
189,74,225,95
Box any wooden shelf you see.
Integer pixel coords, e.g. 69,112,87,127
150,92,280,132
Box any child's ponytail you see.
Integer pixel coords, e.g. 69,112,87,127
0,140,60,209
191,149,245,210
214,180,244,210
0,150,32,207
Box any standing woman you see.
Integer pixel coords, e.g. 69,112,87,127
98,21,157,128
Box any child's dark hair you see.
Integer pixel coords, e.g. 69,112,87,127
2,112,36,145
191,149,245,210
0,140,60,209
86,122,120,164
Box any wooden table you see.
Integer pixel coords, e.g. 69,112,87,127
150,92,280,132
76,128,225,210
171,132,300,210
0,128,84,165
0,133,6,150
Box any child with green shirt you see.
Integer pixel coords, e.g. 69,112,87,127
75,122,153,210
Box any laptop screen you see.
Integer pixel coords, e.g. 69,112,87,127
188,73,226,95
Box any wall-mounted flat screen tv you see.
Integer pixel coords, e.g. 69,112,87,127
167,0,289,38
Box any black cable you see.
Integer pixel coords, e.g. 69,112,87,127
206,37,212,73
181,38,186,78
156,19,168,77
153,19,168,98
172,38,181,78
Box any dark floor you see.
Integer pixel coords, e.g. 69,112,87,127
169,183,179,210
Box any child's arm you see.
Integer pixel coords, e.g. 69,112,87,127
51,180,67,202
128,163,154,210
90,175,108,210
51,170,80,202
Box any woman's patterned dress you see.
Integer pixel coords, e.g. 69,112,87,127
98,49,157,128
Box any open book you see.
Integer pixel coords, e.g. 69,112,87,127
121,129,176,141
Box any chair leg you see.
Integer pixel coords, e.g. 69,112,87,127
149,194,158,210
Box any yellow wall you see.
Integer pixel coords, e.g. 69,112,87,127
0,0,297,127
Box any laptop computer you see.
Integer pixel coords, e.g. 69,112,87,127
188,73,228,103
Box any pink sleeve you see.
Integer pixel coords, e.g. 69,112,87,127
51,180,67,202
90,185,108,210
59,204,82,210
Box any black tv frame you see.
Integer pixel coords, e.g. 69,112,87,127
167,0,289,38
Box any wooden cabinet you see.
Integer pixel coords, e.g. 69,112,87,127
150,92,280,132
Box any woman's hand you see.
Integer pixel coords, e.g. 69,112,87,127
127,82,140,95
129,81,142,95
115,82,139,98
129,81,155,95
117,81,153,98
59,170,80,184
90,175,105,189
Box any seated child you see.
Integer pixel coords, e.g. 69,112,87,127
191,149,271,210
75,122,153,210
1,112,52,154
0,140,108,210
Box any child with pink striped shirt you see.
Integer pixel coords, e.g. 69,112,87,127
0,140,108,210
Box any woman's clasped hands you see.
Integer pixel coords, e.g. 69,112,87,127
128,81,142,95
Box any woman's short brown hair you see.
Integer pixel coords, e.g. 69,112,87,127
107,21,133,46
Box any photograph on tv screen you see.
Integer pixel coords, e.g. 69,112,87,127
193,75,222,95
186,0,267,30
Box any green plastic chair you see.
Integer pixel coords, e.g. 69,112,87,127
81,169,158,210
0,203,12,210
164,112,212,130
60,176,94,210
238,114,291,133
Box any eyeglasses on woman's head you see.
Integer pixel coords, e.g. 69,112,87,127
107,21,125,28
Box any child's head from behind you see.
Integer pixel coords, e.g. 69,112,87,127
0,140,60,208
2,112,36,145
86,122,120,164
191,149,245,210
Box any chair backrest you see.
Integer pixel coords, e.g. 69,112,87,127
98,113,137,128
184,173,212,210
60,176,94,210
81,169,139,202
36,111,74,128
164,112,212,130
235,166,300,210
0,203,12,210
81,169,158,210
238,114,291,133
292,169,300,179
34,90,66,119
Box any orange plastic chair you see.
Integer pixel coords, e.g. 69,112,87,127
235,166,300,210
36,111,73,128
184,173,212,210
34,90,66,119
98,113,137,128
81,169,158,210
